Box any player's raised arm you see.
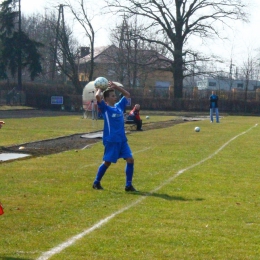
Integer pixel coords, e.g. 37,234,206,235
95,88,102,103
109,81,130,98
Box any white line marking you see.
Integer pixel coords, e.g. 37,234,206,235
133,147,151,154
37,124,257,260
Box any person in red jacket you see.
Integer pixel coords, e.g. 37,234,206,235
128,104,143,131
0,121,5,129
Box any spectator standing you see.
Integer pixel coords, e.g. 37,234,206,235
209,91,220,123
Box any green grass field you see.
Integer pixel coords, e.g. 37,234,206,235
0,113,260,260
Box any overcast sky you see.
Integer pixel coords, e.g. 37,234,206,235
10,0,260,69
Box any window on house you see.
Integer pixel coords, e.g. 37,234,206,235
155,81,170,88
237,83,243,88
208,82,216,86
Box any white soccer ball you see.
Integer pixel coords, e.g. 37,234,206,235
94,77,109,90
146,116,150,119
194,126,200,132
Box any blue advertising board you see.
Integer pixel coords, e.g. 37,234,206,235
51,96,63,105
126,98,131,106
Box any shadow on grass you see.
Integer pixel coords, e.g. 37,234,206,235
129,191,204,201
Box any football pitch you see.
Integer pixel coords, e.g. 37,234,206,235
0,113,260,259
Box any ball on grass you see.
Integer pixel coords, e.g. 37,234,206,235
194,126,200,132
146,116,150,119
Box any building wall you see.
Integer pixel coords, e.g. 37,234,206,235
197,78,260,91
145,70,173,88
80,63,174,89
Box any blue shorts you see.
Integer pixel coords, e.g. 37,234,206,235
103,141,133,163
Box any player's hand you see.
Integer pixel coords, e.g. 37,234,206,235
108,81,118,89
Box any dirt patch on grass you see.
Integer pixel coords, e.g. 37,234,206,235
0,109,205,158
1,118,204,157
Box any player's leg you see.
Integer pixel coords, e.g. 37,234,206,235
93,161,111,190
120,142,137,191
93,141,117,190
125,157,134,189
133,117,139,130
210,108,213,122
215,108,220,123
136,119,143,131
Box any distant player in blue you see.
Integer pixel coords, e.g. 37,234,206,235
209,90,219,123
92,81,137,192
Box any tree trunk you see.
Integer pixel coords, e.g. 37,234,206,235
89,40,94,81
71,73,82,94
173,4,184,99
173,49,184,99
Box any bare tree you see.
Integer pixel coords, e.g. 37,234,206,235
64,0,95,82
109,16,173,88
110,16,147,86
22,9,82,94
105,0,248,98
22,12,57,82
240,53,258,102
54,20,82,93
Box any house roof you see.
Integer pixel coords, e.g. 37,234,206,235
79,46,110,63
79,45,173,69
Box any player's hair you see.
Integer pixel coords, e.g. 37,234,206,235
103,89,114,99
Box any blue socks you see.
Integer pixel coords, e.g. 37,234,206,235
94,162,134,187
125,163,134,187
94,163,108,184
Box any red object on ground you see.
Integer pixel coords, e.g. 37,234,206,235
0,204,4,215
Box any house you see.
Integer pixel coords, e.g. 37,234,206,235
197,77,260,91
78,45,174,91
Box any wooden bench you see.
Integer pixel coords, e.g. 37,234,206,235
125,118,137,130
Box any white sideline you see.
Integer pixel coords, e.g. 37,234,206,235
37,124,257,260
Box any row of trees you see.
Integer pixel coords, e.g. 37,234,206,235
0,0,42,90
0,0,83,92
0,0,251,98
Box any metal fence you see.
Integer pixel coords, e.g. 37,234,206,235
2,82,260,114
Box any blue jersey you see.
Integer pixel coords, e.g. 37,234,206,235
98,97,128,143
210,94,218,108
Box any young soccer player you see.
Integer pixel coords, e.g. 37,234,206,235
92,81,137,192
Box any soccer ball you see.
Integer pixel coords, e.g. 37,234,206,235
94,77,109,90
146,116,150,119
194,126,200,132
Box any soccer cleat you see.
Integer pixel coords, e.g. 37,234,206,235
92,183,103,190
125,185,138,192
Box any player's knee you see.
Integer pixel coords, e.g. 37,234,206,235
126,158,134,164
104,161,111,167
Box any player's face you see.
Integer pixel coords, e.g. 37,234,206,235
106,91,117,105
